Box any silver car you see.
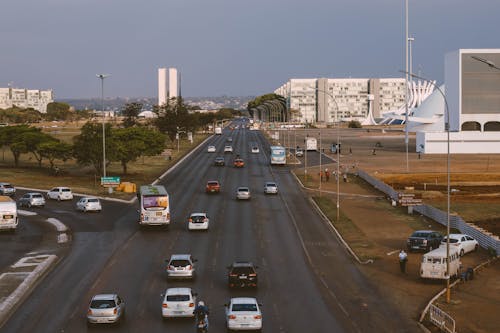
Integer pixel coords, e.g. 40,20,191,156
264,182,278,194
166,254,197,279
76,197,102,212
0,183,16,197
18,192,45,208
236,187,251,200
87,294,125,325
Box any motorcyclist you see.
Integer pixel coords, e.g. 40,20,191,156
193,301,209,330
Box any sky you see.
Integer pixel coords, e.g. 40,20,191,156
1,0,499,99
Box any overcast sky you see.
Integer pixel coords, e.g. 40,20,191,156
1,0,499,99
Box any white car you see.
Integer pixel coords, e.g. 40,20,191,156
76,197,102,212
47,187,73,201
207,145,216,153
87,294,125,325
225,297,262,331
295,149,304,157
251,146,259,153
166,254,197,279
236,187,251,200
264,182,278,194
161,287,196,318
224,146,233,153
188,212,209,231
441,234,479,256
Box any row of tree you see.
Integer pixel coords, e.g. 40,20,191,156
0,102,92,124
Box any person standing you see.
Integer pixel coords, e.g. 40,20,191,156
399,250,408,273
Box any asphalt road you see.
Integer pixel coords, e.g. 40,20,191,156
2,120,417,332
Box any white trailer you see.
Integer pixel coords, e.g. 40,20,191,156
306,137,317,151
0,196,18,231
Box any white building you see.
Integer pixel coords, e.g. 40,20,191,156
409,49,500,154
275,78,406,124
0,87,53,113
158,67,180,106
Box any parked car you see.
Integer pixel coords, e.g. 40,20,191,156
441,234,479,256
166,254,197,279
47,187,73,201
295,148,304,157
18,192,45,208
236,187,251,200
207,145,216,153
206,181,221,193
234,158,245,168
224,146,233,153
188,212,209,231
251,146,259,154
227,261,258,288
406,230,443,252
214,157,225,166
161,287,196,319
87,294,125,326
225,297,262,331
0,183,16,197
76,197,102,212
264,182,278,194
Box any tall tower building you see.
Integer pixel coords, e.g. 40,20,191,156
158,68,167,106
168,68,179,99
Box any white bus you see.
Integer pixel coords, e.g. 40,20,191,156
420,246,461,280
139,185,170,227
270,146,286,165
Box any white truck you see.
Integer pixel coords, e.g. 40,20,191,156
305,137,318,151
0,196,18,231
214,127,222,135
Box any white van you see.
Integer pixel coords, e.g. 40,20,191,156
420,246,461,280
0,196,18,231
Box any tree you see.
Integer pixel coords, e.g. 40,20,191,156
73,122,113,175
113,127,166,174
45,102,73,121
39,141,73,169
22,131,57,167
0,125,41,166
153,97,193,141
121,102,143,128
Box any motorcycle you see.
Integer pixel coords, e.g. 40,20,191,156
196,314,208,333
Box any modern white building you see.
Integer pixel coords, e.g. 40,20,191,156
409,49,500,154
275,78,407,124
0,87,53,113
158,67,180,106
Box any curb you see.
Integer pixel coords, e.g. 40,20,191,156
0,255,58,328
290,170,373,264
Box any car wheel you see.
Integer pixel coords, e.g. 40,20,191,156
83,207,87,213
474,244,478,251
460,249,465,257
27,202,32,208
57,196,61,201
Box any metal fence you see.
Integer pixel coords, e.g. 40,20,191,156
429,304,456,333
357,170,500,255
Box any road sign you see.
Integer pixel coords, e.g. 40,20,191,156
101,176,120,187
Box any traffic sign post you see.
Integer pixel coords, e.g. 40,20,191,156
101,176,120,187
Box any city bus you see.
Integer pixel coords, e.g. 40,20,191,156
270,146,286,165
138,185,170,227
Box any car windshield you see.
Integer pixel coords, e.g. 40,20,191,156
166,294,190,302
231,267,255,275
266,183,276,187
62,189,71,192
90,300,116,309
443,238,459,243
207,182,219,186
238,188,249,192
88,198,99,203
412,232,431,238
232,303,257,311
32,194,43,198
3,184,13,188
191,215,206,223
170,259,191,267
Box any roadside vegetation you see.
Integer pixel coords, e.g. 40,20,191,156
0,98,239,196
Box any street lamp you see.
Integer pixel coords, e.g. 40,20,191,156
96,74,110,177
404,0,410,173
176,127,186,152
403,70,451,303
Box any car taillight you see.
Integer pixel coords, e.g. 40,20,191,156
167,213,170,219
229,274,238,277
188,218,193,222
162,303,168,308
228,315,236,319
203,218,208,222
189,303,194,307
87,309,92,315
113,308,117,314
187,265,192,270
168,265,173,270
423,240,427,244
254,315,262,319
249,273,256,277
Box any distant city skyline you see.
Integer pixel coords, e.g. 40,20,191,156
1,0,499,99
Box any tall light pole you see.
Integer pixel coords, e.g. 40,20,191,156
96,74,110,177
404,0,410,172
405,71,451,302
319,130,322,196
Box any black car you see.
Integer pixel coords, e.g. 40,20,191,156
227,262,258,288
214,157,225,166
406,230,443,252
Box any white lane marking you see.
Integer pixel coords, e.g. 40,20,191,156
17,210,37,216
386,250,399,256
45,218,68,232
57,233,68,244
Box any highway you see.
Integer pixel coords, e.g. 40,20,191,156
2,120,417,332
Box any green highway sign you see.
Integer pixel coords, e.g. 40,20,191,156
101,176,121,186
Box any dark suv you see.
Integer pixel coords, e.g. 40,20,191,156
406,230,443,252
227,262,258,288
